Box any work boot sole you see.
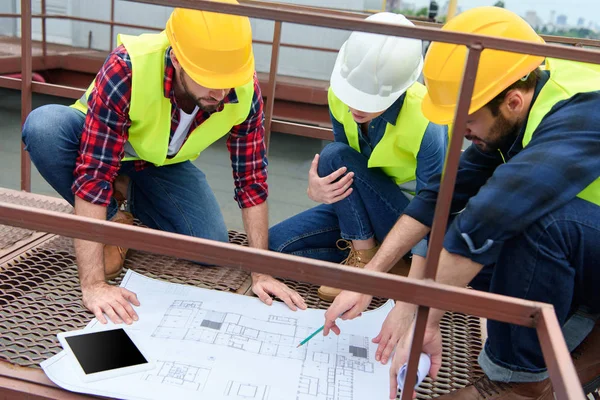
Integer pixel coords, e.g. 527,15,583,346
583,374,600,394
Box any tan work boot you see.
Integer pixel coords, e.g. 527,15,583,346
104,211,134,280
434,376,554,399
572,320,600,394
317,239,379,302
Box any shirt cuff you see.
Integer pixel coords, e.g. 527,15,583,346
72,176,113,207
443,221,504,265
234,183,268,209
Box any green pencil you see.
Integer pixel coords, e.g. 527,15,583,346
297,325,325,348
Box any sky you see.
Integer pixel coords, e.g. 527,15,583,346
408,0,600,27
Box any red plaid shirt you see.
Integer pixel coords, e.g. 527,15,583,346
72,45,268,209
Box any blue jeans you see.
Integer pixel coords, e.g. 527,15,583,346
269,142,426,263
475,197,600,382
21,104,229,243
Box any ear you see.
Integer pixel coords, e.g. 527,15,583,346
504,89,525,115
170,49,180,68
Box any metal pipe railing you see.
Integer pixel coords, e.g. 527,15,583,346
3,1,598,398
19,0,32,193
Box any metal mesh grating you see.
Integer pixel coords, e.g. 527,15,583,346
0,190,72,252
0,230,250,368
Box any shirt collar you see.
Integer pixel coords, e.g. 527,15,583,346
163,47,239,106
378,92,406,125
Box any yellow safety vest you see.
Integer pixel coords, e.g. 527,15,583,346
522,57,600,206
328,83,430,191
71,31,254,167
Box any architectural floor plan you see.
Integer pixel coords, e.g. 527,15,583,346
41,271,393,400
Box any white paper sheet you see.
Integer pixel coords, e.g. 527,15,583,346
41,270,394,400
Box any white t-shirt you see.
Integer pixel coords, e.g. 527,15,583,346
168,106,199,156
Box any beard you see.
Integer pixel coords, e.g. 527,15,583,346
468,112,521,153
179,69,224,113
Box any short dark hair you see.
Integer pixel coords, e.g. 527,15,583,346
485,68,543,116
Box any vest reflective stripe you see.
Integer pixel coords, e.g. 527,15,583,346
328,83,430,189
70,31,254,167
523,58,600,206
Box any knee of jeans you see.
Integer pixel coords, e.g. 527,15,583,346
317,142,357,177
268,226,287,253
22,105,79,156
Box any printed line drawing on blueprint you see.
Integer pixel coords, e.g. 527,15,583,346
142,360,212,392
224,381,271,399
153,300,375,400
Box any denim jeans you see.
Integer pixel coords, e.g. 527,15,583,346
269,142,427,263
474,196,600,382
21,104,229,243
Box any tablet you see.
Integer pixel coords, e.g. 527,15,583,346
57,327,155,382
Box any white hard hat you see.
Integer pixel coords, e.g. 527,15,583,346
330,12,424,113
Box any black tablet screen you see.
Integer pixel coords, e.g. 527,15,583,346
65,329,148,375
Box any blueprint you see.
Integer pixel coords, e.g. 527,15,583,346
41,270,394,400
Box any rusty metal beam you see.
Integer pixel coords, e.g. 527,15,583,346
31,81,85,98
264,21,282,151
0,201,544,327
109,0,115,48
130,0,600,64
40,0,47,58
20,0,32,193
271,121,333,140
0,362,97,399
537,307,586,399
402,46,483,399
0,76,21,90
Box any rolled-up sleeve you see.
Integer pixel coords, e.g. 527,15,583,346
227,73,269,208
72,49,132,206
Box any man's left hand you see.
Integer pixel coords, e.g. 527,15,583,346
389,321,443,400
251,273,307,311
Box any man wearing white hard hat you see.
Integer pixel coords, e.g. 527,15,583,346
269,11,447,345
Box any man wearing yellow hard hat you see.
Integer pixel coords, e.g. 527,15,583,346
322,6,600,398
22,2,306,325
269,12,447,314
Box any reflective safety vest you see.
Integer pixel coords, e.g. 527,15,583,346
522,57,600,206
328,83,430,193
71,31,254,166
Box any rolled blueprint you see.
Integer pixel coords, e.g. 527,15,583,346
397,353,431,392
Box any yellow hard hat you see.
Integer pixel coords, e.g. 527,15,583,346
421,6,545,124
165,2,255,89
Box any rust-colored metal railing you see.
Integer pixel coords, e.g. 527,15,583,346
1,1,600,399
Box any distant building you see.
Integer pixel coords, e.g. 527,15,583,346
386,0,401,11
524,10,544,30
556,14,567,27
577,17,585,27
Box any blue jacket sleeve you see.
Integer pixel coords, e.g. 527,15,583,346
329,109,349,145
444,92,600,265
404,141,503,229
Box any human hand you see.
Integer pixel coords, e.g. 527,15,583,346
81,281,140,324
323,290,373,336
307,154,354,204
372,303,416,364
389,321,443,399
251,273,307,311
